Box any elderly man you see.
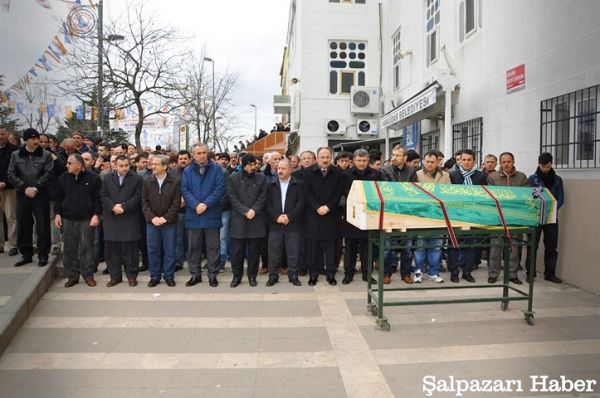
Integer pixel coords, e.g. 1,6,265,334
487,152,529,285
380,144,417,284
342,149,382,284
101,155,143,287
228,154,267,287
81,152,95,171
303,147,346,286
0,127,19,256
55,154,102,287
181,143,226,287
266,158,304,286
292,150,316,276
142,155,181,287
8,128,54,267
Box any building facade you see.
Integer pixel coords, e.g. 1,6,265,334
278,0,600,293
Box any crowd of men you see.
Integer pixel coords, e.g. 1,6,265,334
0,126,564,289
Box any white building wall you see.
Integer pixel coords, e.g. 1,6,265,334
285,0,382,151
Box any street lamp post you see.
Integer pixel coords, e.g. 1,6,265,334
250,104,257,138
96,0,124,138
203,57,216,147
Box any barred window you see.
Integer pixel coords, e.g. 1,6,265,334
392,27,401,90
541,84,599,169
452,117,483,162
420,130,440,155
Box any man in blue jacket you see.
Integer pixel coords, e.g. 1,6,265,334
527,152,564,284
181,143,226,287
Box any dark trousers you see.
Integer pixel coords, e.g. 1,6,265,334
259,236,268,268
384,240,413,277
306,238,336,278
448,239,479,277
268,230,300,280
147,223,177,281
231,237,262,281
62,219,96,281
16,193,50,258
188,228,220,280
105,240,139,280
344,238,369,278
138,213,148,266
526,223,559,277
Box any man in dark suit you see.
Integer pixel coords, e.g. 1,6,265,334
302,147,346,286
342,149,382,284
100,155,143,287
266,158,304,286
227,154,267,287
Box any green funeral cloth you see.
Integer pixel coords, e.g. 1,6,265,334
360,182,555,227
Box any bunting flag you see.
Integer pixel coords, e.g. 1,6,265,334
63,104,73,118
37,55,53,72
76,105,84,120
47,104,56,117
53,36,68,55
39,103,47,114
84,106,92,120
35,0,51,9
62,21,72,44
92,106,98,121
16,102,24,114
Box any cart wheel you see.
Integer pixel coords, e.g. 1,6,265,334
501,301,509,311
379,320,391,332
525,314,535,326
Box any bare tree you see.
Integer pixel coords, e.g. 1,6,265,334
20,80,59,134
59,1,187,149
176,51,240,150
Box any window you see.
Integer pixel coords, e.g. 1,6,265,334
329,40,367,95
420,130,440,155
425,0,440,66
459,0,482,42
392,27,401,90
452,117,483,163
541,85,600,169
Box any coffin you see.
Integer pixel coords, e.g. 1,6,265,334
346,181,557,231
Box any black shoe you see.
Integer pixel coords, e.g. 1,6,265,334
38,257,49,267
509,277,523,285
266,278,278,287
248,278,257,287
327,277,337,286
450,274,459,283
230,279,241,288
544,275,562,284
138,265,148,272
8,248,19,256
342,274,353,285
299,270,308,277
147,279,160,287
290,279,301,286
186,276,201,287
14,257,33,267
462,274,475,283
102,268,109,275
488,276,497,284
209,279,218,287
165,278,176,287
308,276,317,286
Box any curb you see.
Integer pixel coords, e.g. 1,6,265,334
0,254,61,356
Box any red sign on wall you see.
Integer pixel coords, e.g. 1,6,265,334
506,64,525,93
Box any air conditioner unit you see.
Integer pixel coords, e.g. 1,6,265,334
351,86,380,114
356,119,378,136
325,119,346,136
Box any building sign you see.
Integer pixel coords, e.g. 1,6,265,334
506,64,525,93
381,85,437,128
402,122,420,150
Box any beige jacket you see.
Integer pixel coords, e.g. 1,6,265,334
416,169,451,184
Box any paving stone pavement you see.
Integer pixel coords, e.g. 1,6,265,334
1,259,599,397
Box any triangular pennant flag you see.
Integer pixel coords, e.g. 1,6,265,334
62,21,72,44
53,36,68,55
38,55,53,71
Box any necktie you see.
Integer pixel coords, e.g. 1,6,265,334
119,175,124,186
321,168,328,177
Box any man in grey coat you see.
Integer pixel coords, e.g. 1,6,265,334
100,155,143,287
227,154,267,287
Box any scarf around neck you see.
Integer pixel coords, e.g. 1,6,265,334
459,166,476,185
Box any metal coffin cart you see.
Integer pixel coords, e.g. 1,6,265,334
345,181,557,331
